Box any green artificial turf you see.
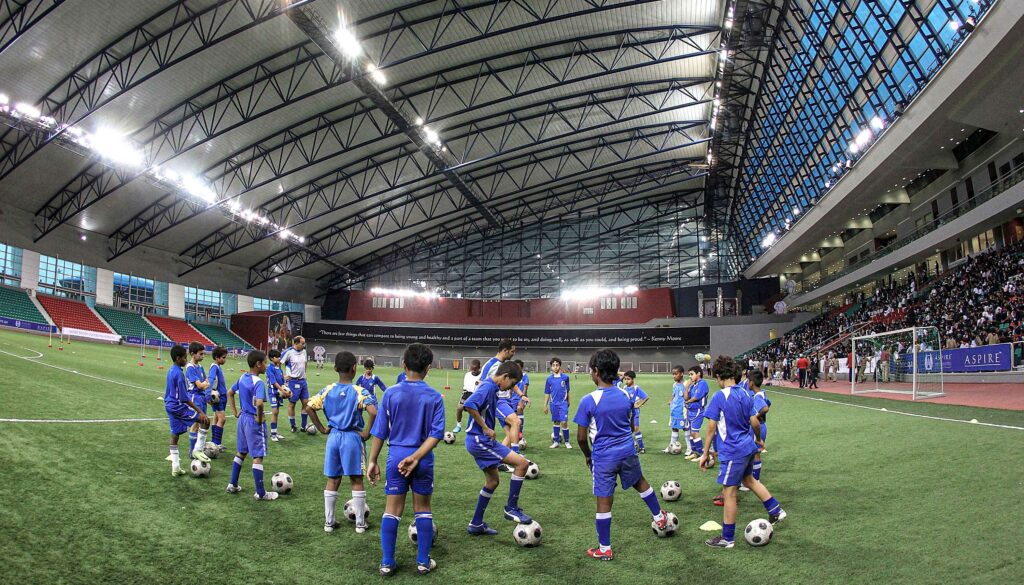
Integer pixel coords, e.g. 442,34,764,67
0,327,1021,584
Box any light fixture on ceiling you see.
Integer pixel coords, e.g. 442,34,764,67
334,28,362,58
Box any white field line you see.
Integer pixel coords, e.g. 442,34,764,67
772,390,1024,430
0,347,160,394
0,417,163,423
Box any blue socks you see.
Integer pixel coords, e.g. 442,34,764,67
753,460,762,481
472,486,494,525
230,456,242,486
552,426,561,443
211,425,223,445
253,463,265,496
289,416,296,430
692,436,703,455
414,512,433,564
596,512,612,549
188,432,197,454
507,475,524,509
301,413,308,428
763,496,781,515
271,421,278,434
562,428,569,443
381,514,400,567
511,443,520,454
635,432,645,450
723,522,736,542
639,487,661,516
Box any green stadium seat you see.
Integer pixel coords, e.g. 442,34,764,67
0,286,48,325
94,306,165,340
191,322,252,350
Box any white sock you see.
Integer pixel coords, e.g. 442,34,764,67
195,427,207,451
670,431,679,443
352,490,366,526
169,446,180,469
324,490,338,525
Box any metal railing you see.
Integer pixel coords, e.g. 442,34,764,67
800,159,1024,295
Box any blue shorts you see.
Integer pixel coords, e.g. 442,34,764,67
591,455,643,497
496,399,516,424
324,430,365,477
269,390,282,409
549,402,568,422
236,414,268,458
632,412,641,428
209,391,227,412
670,414,688,430
191,392,208,414
288,379,309,403
465,434,512,470
166,407,199,435
384,446,434,495
759,423,767,442
717,453,756,487
686,409,704,431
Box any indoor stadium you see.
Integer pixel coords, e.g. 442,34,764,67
0,0,1021,583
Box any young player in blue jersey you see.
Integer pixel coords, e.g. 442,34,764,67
367,344,446,576
358,358,389,398
739,370,771,492
543,357,572,449
575,349,668,561
266,349,291,442
700,356,786,548
185,342,210,458
164,345,211,475
395,371,406,384
225,350,278,500
450,359,482,434
306,351,379,534
282,336,310,433
620,371,649,454
206,347,228,452
478,340,524,466
684,366,710,461
663,366,687,453
511,359,530,448
462,360,535,536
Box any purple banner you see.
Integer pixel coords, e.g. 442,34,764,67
915,344,1013,373
0,316,55,333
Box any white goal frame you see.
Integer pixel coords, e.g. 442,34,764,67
851,326,945,400
639,361,672,373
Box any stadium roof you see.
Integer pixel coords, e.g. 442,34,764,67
0,0,999,299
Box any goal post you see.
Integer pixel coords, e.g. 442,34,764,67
639,361,672,373
851,326,945,400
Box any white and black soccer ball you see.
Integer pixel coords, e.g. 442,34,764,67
513,521,543,547
524,461,540,480
695,353,705,363
408,521,438,544
651,512,679,537
305,424,318,435
660,480,681,501
669,442,683,455
190,459,210,478
518,438,527,450
344,499,371,523
443,432,456,444
271,472,293,494
203,443,220,459
744,518,773,546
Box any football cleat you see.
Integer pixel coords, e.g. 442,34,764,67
564,442,572,449
225,484,242,494
254,491,279,501
451,423,462,433
171,467,187,477
378,563,396,577
549,442,560,449
769,510,787,525
652,511,669,531
586,547,614,561
291,426,298,433
416,557,437,575
467,523,498,536
713,495,725,507
270,434,281,442
704,536,735,549
739,485,751,492
503,506,533,524
324,522,341,533
638,448,646,454
355,521,369,534
191,450,211,463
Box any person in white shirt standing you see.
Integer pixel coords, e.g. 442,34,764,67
451,359,483,434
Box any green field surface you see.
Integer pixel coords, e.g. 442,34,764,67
1,327,1022,584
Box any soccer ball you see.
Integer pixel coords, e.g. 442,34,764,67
513,521,543,547
518,438,527,450
305,424,318,435
524,461,540,479
408,521,438,544
203,443,220,459
344,500,371,523
190,459,210,478
443,432,456,444
744,519,773,546
695,353,705,363
660,480,681,501
669,442,683,455
271,472,293,494
651,512,679,537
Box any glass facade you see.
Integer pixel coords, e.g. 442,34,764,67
736,0,994,264
113,273,158,310
0,243,21,286
38,255,96,301
184,286,223,322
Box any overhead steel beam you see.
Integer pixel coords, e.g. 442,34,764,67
0,0,63,55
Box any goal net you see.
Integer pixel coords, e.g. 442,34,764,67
639,361,672,373
619,361,635,373
851,326,945,400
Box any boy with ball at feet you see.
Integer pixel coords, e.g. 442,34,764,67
700,355,786,548
575,349,669,560
164,345,211,476
306,351,378,534
226,350,278,501
367,344,446,576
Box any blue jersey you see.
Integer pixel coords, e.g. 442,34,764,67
267,364,285,389
209,363,227,396
544,373,570,404
396,372,406,384
235,373,267,417
321,383,377,432
670,382,687,416
185,362,207,399
687,379,709,411
463,378,500,437
510,373,529,407
164,365,189,413
573,386,635,463
703,385,759,461
752,389,769,419
370,380,445,448
625,384,648,415
357,373,388,397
